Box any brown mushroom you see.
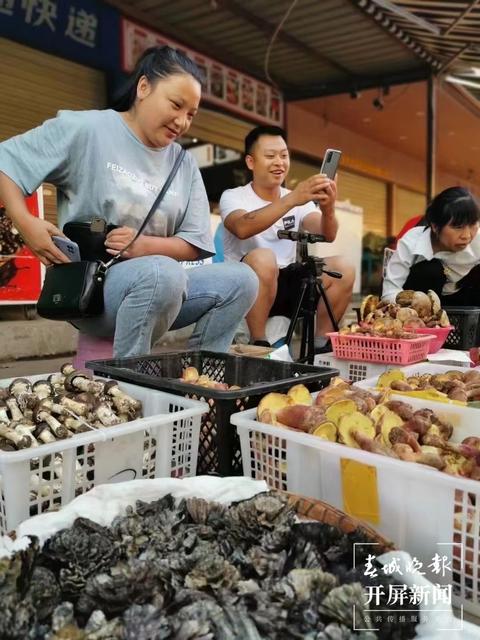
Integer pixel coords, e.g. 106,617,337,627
64,370,104,395
33,400,70,439
0,423,31,448
103,381,142,414
32,380,54,400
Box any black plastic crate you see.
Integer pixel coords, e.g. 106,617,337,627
443,307,480,350
87,350,339,476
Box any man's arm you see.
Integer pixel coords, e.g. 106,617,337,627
300,179,338,242
223,174,335,240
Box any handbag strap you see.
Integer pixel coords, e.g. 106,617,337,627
104,148,186,268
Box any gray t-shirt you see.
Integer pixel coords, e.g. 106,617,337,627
0,109,214,258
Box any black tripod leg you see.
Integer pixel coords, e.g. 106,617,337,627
316,281,340,332
285,280,308,346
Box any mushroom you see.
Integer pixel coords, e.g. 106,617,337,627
0,423,31,449
9,420,39,447
62,417,92,434
34,424,56,444
33,400,70,439
0,399,9,424
411,291,432,318
92,400,121,427
64,371,104,395
395,290,415,307
54,394,89,417
48,372,66,389
32,380,54,400
8,377,32,398
5,396,24,422
103,381,142,414
0,437,15,451
60,363,75,376
427,289,442,314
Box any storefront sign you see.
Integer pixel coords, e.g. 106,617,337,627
121,17,284,127
0,189,43,304
0,0,119,70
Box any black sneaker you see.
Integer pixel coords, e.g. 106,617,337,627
251,339,271,347
314,339,332,355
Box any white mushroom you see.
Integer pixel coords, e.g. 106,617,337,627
34,424,56,445
10,420,39,447
32,380,54,400
103,381,142,413
33,400,70,439
92,401,121,427
0,423,31,448
5,397,24,422
8,378,32,398
65,371,104,395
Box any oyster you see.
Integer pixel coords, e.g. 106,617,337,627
2,491,418,639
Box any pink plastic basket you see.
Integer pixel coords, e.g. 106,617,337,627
326,332,433,364
406,325,453,354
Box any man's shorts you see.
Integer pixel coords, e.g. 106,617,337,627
269,262,317,318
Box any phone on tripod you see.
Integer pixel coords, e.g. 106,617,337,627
320,149,342,180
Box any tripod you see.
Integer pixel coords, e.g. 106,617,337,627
279,230,342,364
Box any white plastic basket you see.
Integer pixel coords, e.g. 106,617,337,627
355,362,478,390
314,352,395,382
233,394,480,617
0,373,207,534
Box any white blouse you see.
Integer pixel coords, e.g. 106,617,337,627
382,225,480,302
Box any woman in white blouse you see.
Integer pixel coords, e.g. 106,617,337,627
383,187,480,305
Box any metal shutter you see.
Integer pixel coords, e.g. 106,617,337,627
394,187,426,235
0,38,106,225
337,170,387,239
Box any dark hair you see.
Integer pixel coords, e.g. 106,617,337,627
244,125,287,156
112,46,203,112
425,187,480,231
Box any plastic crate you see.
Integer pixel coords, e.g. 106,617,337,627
0,373,206,534
327,331,433,364
87,351,339,476
355,362,476,390
408,325,453,353
444,307,480,350
233,394,480,617
314,353,396,383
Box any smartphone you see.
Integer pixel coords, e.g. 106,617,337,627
52,236,81,262
320,149,342,180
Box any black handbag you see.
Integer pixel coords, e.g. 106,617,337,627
63,218,119,263
37,149,186,321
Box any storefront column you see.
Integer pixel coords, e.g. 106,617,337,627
426,74,437,201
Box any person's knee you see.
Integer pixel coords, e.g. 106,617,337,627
136,256,187,299
243,248,279,284
228,262,259,304
325,257,356,290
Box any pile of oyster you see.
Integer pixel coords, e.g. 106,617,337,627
0,364,142,451
2,492,418,639
340,289,450,338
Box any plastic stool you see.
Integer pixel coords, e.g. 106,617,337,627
73,333,114,369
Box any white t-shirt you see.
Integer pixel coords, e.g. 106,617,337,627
219,183,317,267
382,225,480,302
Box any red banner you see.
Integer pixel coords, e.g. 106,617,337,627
0,189,43,304
120,18,284,127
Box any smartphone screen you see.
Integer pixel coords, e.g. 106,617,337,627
320,149,342,180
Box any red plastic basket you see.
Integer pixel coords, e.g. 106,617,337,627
326,332,433,364
406,325,453,354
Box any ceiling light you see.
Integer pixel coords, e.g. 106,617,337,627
363,117,372,123
445,74,480,89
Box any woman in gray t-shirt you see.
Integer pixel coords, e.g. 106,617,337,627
0,46,258,357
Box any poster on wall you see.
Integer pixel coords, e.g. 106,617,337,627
0,188,44,304
121,18,284,127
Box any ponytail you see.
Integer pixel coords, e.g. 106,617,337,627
111,45,203,112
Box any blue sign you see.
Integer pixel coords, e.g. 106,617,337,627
0,0,120,71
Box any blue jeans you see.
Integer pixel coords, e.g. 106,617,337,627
74,257,258,357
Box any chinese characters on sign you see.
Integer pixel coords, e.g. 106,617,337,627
0,0,98,48
120,17,284,127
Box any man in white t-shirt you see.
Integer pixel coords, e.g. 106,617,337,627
219,125,355,352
